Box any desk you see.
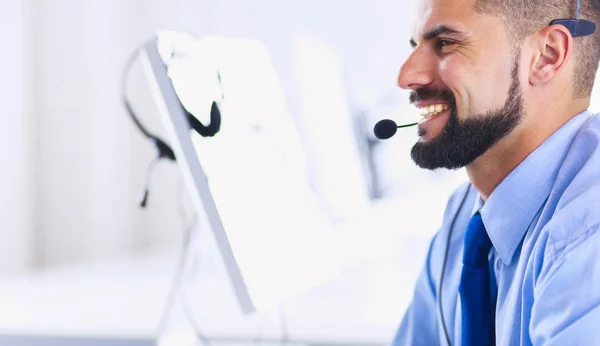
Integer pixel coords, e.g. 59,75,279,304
0,335,315,346
0,246,429,346
0,197,438,345
0,335,153,346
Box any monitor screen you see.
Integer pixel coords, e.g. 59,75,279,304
140,32,351,313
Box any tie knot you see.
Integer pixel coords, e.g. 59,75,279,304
463,212,492,268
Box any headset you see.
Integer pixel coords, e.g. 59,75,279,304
122,44,223,208
374,0,597,140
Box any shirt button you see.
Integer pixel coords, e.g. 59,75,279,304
496,259,503,270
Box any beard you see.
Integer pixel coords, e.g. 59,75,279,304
410,55,524,170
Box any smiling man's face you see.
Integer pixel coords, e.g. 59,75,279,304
398,0,526,169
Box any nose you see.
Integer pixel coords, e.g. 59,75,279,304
397,49,435,90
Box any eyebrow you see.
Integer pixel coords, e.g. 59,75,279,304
409,25,466,47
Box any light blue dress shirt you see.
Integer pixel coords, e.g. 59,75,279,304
393,110,600,345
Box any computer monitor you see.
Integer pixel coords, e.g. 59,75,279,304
139,32,349,314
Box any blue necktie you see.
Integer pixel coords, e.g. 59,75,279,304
459,212,494,346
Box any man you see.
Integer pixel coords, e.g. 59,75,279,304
392,0,600,345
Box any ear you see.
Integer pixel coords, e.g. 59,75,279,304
529,24,573,85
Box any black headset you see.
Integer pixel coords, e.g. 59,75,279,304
121,46,223,208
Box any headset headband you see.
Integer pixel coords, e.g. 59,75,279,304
549,0,596,37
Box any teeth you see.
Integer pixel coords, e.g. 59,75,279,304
420,103,449,118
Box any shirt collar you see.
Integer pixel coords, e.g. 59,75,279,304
475,110,593,265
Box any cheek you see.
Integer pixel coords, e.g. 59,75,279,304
439,57,473,118
480,60,515,111
439,56,464,82
439,56,511,118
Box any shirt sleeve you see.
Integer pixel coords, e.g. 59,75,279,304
530,223,600,345
392,234,440,346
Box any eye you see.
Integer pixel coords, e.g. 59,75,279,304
436,39,455,50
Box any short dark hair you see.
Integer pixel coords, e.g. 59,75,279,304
474,0,600,98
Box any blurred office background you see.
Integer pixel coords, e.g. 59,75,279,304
0,0,463,275
1,0,599,345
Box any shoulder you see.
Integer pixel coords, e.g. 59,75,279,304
553,113,600,195
543,113,600,255
544,184,600,260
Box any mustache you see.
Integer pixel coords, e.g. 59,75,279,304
409,87,456,105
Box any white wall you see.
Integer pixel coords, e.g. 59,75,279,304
0,0,34,273
31,0,200,266
20,0,421,269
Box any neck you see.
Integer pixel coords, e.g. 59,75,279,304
466,100,589,201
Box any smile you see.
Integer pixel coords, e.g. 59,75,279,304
419,103,449,118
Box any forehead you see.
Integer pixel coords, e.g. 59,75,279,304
411,0,483,39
